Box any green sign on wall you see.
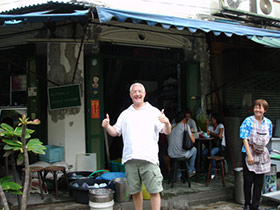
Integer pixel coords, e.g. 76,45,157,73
48,84,81,110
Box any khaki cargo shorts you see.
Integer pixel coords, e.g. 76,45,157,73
125,159,163,195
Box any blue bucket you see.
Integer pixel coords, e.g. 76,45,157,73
101,172,126,181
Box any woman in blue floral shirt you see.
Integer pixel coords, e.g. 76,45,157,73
240,99,272,210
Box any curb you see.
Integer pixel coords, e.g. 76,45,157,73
19,187,234,210
115,187,234,210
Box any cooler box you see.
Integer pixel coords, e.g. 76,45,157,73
39,145,64,163
75,153,97,171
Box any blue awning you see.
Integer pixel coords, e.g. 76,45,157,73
0,9,89,26
251,35,280,48
96,6,280,41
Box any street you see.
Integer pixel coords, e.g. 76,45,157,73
191,200,280,210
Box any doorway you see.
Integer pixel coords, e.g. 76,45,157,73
102,44,183,161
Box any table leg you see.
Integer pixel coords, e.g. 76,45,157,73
196,142,201,182
208,142,212,156
53,171,58,200
62,168,70,195
37,171,44,199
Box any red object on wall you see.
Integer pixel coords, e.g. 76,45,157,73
91,100,100,119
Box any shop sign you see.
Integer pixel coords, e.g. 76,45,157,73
91,100,100,119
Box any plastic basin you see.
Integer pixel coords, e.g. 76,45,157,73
100,172,126,181
70,179,109,204
67,171,96,183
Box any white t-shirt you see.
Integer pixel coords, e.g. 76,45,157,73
114,102,164,165
208,123,226,147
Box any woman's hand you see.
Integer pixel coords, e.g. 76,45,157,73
243,139,254,165
247,154,254,165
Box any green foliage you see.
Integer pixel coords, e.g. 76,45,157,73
196,108,207,131
0,115,44,209
26,139,46,154
0,115,45,165
3,139,22,152
17,153,24,166
0,123,14,138
0,176,22,195
13,127,34,139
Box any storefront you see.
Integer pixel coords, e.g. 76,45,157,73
1,2,280,170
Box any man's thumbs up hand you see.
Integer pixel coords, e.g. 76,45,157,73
102,114,110,128
158,109,169,124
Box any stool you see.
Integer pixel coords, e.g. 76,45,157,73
206,156,225,187
44,166,69,199
22,166,46,199
168,157,191,188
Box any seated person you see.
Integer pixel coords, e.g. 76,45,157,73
185,108,198,134
168,111,197,181
158,133,171,179
202,113,226,179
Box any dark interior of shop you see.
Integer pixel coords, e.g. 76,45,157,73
0,60,27,107
101,44,183,160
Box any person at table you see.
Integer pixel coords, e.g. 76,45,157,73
185,108,198,134
202,113,226,179
158,133,171,179
168,111,197,180
240,99,272,210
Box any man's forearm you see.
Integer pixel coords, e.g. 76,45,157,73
105,125,119,137
162,122,171,135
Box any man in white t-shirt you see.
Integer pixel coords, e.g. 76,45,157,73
102,82,171,210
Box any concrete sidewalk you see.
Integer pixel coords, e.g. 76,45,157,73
191,200,279,210
8,172,235,210
22,188,233,210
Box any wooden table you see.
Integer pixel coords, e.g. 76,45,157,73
195,137,214,182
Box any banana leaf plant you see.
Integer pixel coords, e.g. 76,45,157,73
0,115,46,210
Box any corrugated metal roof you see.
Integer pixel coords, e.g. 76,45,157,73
0,0,210,18
0,1,93,25
0,0,92,13
0,9,90,25
2,0,280,48
86,0,211,19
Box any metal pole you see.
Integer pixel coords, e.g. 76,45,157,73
103,129,111,171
